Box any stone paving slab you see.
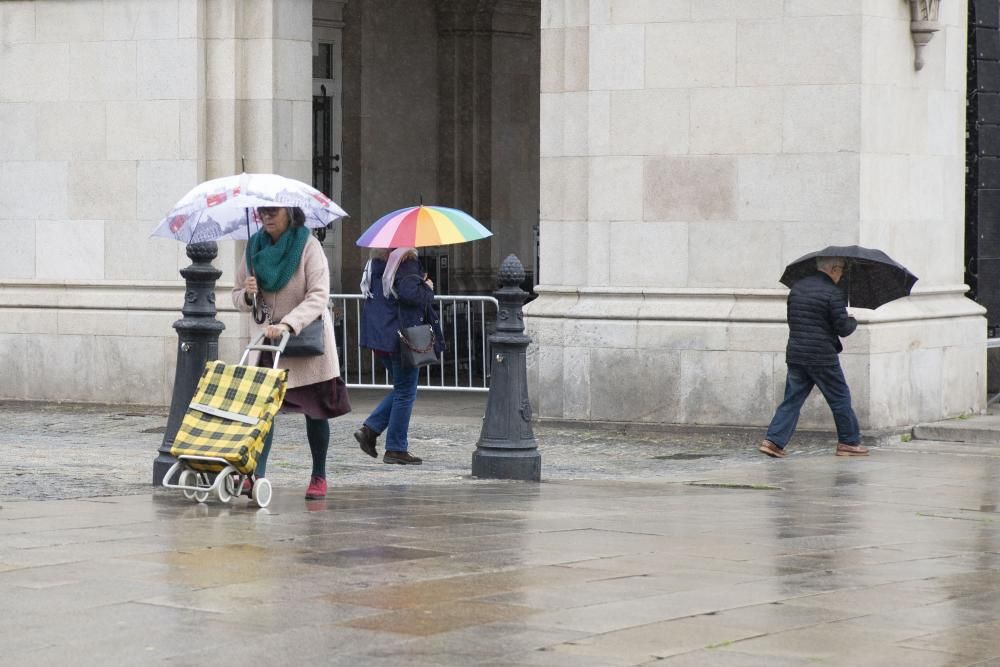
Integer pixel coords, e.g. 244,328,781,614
0,390,887,502
3,394,1000,664
2,452,999,665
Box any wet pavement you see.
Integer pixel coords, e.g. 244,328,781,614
2,393,1000,665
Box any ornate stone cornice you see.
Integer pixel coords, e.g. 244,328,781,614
313,0,346,28
436,0,499,16
494,0,541,17
525,284,983,325
0,281,242,312
436,0,537,37
909,0,942,71
313,17,346,29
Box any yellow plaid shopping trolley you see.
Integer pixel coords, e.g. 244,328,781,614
162,334,288,508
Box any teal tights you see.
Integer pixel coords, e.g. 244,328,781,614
255,416,329,479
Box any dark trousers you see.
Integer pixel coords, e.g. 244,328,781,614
765,363,860,449
255,416,330,478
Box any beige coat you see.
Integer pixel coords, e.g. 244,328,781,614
232,235,340,388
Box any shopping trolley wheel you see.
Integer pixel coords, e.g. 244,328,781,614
221,473,239,501
193,473,210,503
216,466,237,503
252,478,272,508
217,480,232,503
179,469,197,501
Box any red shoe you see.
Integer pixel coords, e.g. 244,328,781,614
305,476,327,499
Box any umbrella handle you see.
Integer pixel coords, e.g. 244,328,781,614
251,293,268,325
244,207,255,278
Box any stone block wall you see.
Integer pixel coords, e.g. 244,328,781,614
0,0,312,404
530,0,986,430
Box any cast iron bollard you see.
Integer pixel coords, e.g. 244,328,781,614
472,254,541,481
152,241,226,486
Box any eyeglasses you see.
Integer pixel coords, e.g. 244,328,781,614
258,207,282,218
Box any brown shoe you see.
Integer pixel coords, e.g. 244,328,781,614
383,450,423,465
836,443,869,456
759,440,786,458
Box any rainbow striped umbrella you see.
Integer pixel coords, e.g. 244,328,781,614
356,205,492,248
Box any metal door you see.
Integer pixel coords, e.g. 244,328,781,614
313,15,344,290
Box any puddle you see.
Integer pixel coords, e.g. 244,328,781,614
652,453,715,460
687,482,782,491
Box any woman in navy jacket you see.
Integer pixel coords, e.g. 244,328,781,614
354,247,443,464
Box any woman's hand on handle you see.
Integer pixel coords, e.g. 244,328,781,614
265,323,289,340
244,276,258,295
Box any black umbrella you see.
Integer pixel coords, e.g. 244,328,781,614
780,245,918,309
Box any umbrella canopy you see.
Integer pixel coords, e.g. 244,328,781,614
356,205,492,248
151,172,347,243
780,245,918,310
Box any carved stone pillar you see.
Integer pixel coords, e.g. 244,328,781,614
436,0,495,294
435,0,540,294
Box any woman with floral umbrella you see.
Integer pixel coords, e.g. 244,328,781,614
232,205,350,500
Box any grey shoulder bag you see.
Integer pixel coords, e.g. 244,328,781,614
396,302,438,368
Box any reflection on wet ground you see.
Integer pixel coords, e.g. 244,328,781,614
2,450,1000,664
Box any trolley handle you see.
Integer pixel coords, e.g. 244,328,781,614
239,331,289,368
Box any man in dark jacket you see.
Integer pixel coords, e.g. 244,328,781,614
760,256,869,458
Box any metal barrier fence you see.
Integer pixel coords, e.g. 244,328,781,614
330,294,498,392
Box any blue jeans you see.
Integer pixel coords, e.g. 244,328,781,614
364,354,419,452
765,363,860,449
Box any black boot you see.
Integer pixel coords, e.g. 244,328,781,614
354,424,379,458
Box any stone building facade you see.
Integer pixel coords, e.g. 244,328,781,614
0,0,539,405
527,0,985,431
0,0,988,435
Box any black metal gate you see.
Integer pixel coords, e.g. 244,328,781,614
968,0,1000,335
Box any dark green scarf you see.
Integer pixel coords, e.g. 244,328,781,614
246,226,309,292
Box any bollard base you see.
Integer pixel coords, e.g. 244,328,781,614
471,449,541,481
152,454,177,487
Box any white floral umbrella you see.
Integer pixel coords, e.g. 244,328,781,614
151,172,348,243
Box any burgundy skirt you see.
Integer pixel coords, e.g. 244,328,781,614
259,352,351,420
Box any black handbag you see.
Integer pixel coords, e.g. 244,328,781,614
282,318,325,357
398,322,438,368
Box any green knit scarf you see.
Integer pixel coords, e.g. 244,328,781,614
246,225,309,292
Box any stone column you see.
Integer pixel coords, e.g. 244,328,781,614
436,0,540,293
436,0,496,294
529,1,984,430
